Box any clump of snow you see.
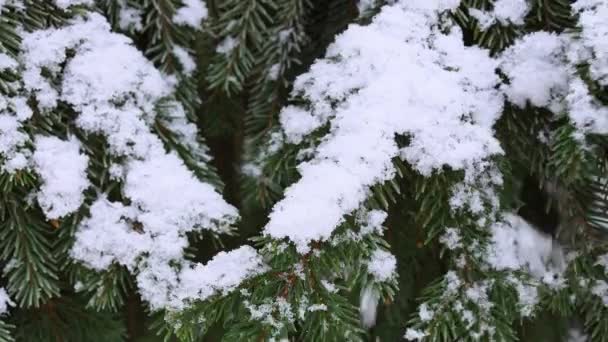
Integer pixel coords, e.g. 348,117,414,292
0,97,33,173
165,246,266,309
244,297,295,333
0,53,17,70
124,152,238,235
216,36,238,55
265,1,504,252
19,12,250,310
72,148,242,309
33,136,90,219
488,214,562,278
21,13,169,116
591,280,608,306
357,0,377,14
117,1,142,31
359,286,380,328
71,198,149,270
439,227,462,250
173,46,196,75
469,0,530,30
279,106,323,144
367,249,397,282
499,32,569,111
498,1,608,138
566,76,608,135
572,0,608,86
173,0,207,29
0,288,13,315
507,275,539,317
358,209,387,235
53,0,93,9
404,328,428,341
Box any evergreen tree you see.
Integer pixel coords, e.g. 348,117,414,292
0,0,607,341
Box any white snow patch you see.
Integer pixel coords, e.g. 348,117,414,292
367,249,397,282
500,32,569,111
53,0,93,9
173,0,208,29
173,46,197,75
33,136,89,219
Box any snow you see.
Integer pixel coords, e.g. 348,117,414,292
404,328,428,340
173,0,207,29
573,0,608,86
0,97,33,173
216,37,238,55
493,0,529,25
0,53,17,70
21,13,169,114
498,2,608,137
359,286,379,328
367,249,397,282
488,214,560,278
244,297,295,332
53,0,93,9
439,227,462,250
17,12,254,310
0,288,12,315
71,198,149,271
124,152,238,235
72,148,243,309
359,209,387,235
591,280,608,306
418,303,434,321
32,136,90,219
118,2,142,31
165,246,266,309
499,32,569,110
173,46,196,75
279,106,323,144
470,0,530,30
566,76,608,135
265,1,504,252
357,0,376,14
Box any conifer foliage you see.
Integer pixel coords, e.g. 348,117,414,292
0,0,607,341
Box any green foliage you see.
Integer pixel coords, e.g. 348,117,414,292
11,298,126,342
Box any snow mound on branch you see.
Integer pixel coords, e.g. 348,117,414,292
20,13,249,309
33,136,90,219
266,1,504,252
